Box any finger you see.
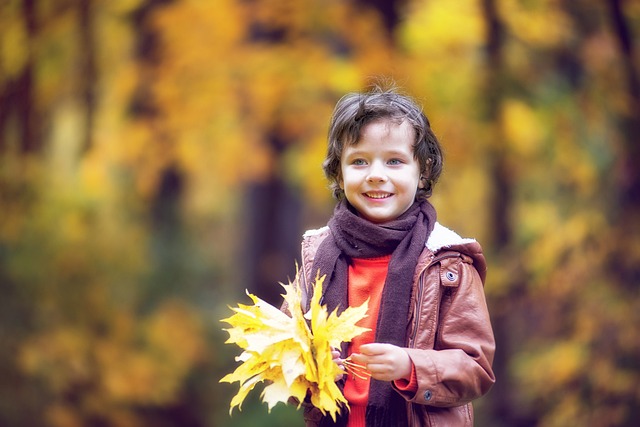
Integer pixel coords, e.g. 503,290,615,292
359,343,390,355
349,353,367,364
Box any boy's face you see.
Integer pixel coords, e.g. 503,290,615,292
339,119,423,224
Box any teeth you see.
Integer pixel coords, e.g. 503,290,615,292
367,193,390,199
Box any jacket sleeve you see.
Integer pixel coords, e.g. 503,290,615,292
394,253,496,407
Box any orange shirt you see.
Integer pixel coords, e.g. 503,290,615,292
344,255,418,427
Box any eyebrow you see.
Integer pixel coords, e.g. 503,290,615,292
344,148,413,157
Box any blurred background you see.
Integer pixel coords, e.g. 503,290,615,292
1,0,639,426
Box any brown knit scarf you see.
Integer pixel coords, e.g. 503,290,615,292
312,199,437,427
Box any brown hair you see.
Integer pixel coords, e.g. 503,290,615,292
323,86,443,200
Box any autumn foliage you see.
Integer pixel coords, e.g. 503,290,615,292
1,0,639,426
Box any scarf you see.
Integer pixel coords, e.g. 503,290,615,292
312,199,437,427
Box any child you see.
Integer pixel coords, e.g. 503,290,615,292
294,86,495,427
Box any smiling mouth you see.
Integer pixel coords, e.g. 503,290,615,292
365,192,392,199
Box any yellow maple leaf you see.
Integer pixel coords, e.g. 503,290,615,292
220,272,370,421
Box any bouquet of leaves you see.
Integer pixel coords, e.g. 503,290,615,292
220,273,370,421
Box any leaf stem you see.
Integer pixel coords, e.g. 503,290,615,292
343,358,371,380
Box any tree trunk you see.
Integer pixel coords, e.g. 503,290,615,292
78,0,97,155
608,0,640,212
354,0,407,39
480,0,521,425
245,161,302,306
0,0,40,154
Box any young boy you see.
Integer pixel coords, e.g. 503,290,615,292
295,87,495,426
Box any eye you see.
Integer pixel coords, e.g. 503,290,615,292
388,158,403,165
352,158,367,166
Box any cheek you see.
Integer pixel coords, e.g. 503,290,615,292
338,165,348,189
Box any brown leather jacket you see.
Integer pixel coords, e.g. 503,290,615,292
296,222,495,427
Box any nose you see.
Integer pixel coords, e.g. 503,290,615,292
367,162,388,183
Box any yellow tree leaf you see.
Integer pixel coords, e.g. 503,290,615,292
325,303,370,350
261,376,295,412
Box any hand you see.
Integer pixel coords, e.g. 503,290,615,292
349,343,412,382
332,348,345,381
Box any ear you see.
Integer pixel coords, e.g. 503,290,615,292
419,160,432,189
418,175,427,189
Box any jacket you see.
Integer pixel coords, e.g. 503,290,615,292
296,222,496,426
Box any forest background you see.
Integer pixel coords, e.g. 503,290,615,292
1,0,639,426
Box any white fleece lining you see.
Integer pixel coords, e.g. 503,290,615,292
426,222,476,252
303,226,328,238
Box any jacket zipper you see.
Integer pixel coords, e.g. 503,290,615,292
407,252,460,426
409,273,425,347
408,403,415,426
